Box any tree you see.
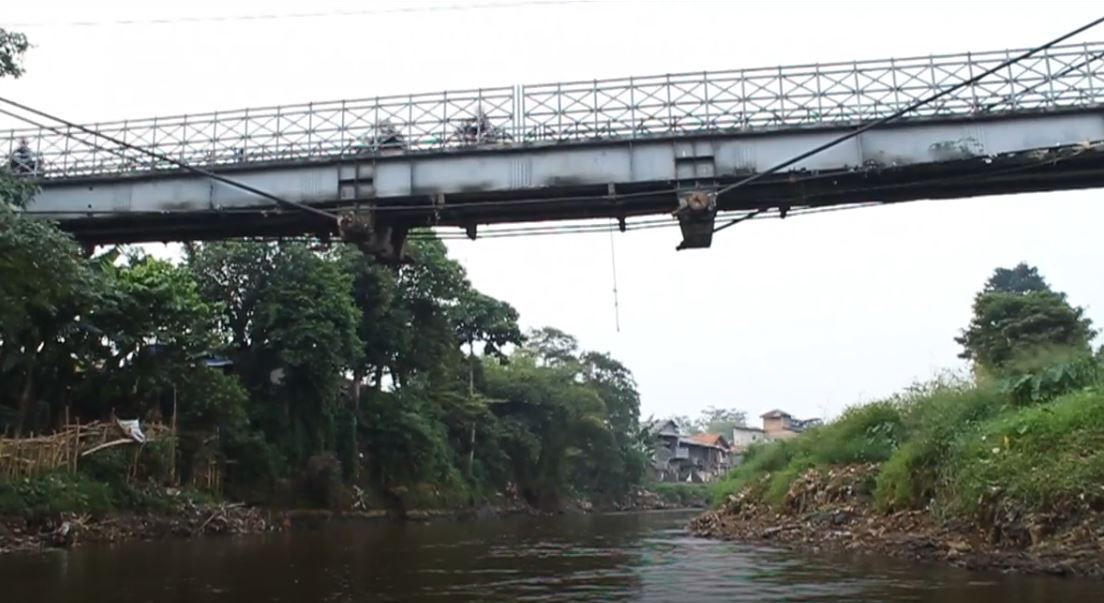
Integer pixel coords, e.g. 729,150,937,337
695,406,748,435
77,253,221,420
0,28,29,79
339,246,403,394
0,204,103,431
187,241,363,469
581,351,645,496
983,262,1049,295
957,263,1095,373
525,327,579,367
453,290,522,363
185,240,277,351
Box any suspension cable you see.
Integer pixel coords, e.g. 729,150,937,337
0,96,340,220
710,16,1104,233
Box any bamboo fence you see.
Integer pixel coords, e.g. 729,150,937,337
0,419,172,481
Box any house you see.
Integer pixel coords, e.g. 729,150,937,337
688,433,732,478
726,410,824,465
730,425,769,449
760,409,823,440
648,421,731,483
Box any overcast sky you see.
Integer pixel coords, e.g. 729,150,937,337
3,0,1102,424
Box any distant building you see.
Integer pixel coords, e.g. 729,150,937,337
648,420,731,483
726,410,823,465
760,409,822,440
730,425,768,449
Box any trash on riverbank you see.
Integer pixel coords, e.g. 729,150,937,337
0,497,279,555
690,464,1104,578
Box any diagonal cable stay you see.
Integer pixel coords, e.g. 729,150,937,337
711,15,1104,235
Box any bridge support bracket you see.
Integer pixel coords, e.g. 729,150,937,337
337,209,411,265
673,191,716,250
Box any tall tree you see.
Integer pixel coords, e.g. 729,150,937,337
983,262,1050,295
957,263,1095,372
0,28,29,79
695,406,748,435
0,207,100,431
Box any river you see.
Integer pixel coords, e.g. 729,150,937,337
1,510,1099,602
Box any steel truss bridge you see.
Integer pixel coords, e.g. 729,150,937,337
10,40,1104,256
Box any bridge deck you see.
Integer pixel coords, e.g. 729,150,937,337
10,41,1104,245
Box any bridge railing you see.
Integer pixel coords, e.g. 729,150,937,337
4,41,1103,179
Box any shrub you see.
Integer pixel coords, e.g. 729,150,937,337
0,473,114,517
941,388,1104,518
653,483,711,507
874,383,1007,511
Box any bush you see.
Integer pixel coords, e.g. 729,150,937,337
713,401,903,508
300,453,350,509
712,439,796,505
998,348,1101,406
653,483,711,507
941,388,1104,518
874,382,1007,511
0,473,114,517
799,401,904,466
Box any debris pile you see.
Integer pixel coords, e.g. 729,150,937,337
0,496,280,555
689,464,1104,578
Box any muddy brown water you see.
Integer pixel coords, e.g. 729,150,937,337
0,510,1100,602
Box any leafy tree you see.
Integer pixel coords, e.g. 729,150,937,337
0,28,29,79
453,289,522,362
185,241,277,351
0,28,659,511
581,351,646,496
339,246,403,394
0,206,100,431
983,262,1049,295
59,254,222,431
666,407,747,436
957,263,1095,372
696,406,748,435
525,327,579,367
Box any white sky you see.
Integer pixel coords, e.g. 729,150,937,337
3,0,1102,423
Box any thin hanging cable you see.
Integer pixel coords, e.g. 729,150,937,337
0,98,340,220
710,15,1104,233
608,219,622,333
7,1,601,28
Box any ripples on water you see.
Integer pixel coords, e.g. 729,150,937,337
0,510,1100,602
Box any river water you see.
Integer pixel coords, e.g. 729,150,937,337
1,510,1100,602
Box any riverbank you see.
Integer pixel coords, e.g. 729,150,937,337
0,500,278,555
0,484,693,556
690,464,1104,578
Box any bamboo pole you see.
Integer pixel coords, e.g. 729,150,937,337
170,386,178,485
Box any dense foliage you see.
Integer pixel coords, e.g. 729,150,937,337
713,264,1104,527
666,406,748,436
1,208,644,510
0,31,645,512
956,263,1095,373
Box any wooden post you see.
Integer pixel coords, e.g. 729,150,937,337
170,386,178,485
468,424,476,475
72,419,81,473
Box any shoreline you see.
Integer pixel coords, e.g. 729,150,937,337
690,508,1104,578
689,466,1104,579
0,494,700,557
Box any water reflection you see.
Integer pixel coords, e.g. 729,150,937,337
0,510,1099,602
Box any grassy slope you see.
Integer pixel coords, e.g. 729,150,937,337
713,362,1104,523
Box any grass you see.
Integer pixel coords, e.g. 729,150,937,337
0,472,114,517
711,353,1104,522
713,400,904,507
941,387,1104,518
0,443,220,519
0,471,219,519
652,482,711,507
